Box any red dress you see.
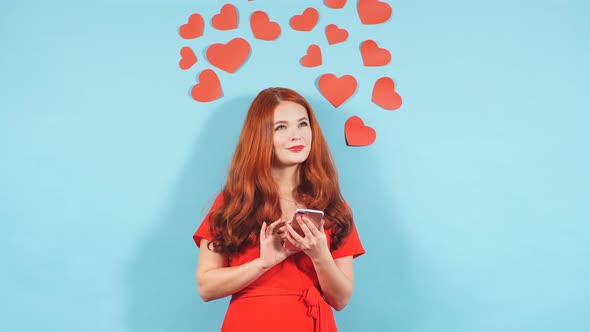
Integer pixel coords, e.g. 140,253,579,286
193,194,365,332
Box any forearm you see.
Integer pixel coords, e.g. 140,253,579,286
197,258,268,302
312,254,354,311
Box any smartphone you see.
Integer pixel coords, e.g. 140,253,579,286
283,208,324,250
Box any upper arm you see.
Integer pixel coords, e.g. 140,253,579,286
196,239,228,280
333,255,354,283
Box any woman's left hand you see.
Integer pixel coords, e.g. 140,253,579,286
285,215,330,260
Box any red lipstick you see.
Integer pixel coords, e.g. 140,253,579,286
288,145,304,152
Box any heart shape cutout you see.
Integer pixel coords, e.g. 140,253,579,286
206,38,251,73
325,24,348,45
360,40,391,66
212,4,238,30
345,116,376,146
250,11,281,41
324,0,347,9
290,7,319,31
179,46,197,70
372,77,402,110
300,45,322,67
318,73,357,108
357,0,392,25
191,69,223,102
179,13,204,39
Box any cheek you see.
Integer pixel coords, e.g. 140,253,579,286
273,132,286,148
305,129,313,143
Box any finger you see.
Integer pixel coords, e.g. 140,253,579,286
267,218,282,235
286,222,305,243
269,218,282,227
299,215,318,237
297,217,315,239
261,221,268,239
318,218,325,232
284,230,299,248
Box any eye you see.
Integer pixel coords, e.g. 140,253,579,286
274,124,286,131
298,121,309,127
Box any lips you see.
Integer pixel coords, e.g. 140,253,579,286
288,145,305,152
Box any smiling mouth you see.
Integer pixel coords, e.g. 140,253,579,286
288,145,305,152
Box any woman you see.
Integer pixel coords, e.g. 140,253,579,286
193,87,365,331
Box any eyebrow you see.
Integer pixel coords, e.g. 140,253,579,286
273,117,309,125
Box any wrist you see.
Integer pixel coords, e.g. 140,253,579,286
256,257,273,272
311,248,333,265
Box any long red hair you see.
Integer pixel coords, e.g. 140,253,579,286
208,87,353,256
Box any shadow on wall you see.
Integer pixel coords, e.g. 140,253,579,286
122,96,252,332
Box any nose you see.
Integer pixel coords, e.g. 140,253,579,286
289,131,302,141
288,127,302,141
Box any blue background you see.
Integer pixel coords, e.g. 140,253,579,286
1,0,589,331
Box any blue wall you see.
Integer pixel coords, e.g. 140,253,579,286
1,1,588,331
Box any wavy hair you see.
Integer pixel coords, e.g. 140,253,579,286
208,87,353,256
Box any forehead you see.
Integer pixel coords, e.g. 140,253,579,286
273,101,308,121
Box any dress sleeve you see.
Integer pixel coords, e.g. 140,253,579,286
193,193,224,248
330,223,365,259
330,201,365,259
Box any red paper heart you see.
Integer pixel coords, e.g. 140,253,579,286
324,0,347,9
179,46,197,70
206,38,251,73
290,7,319,31
179,13,204,39
325,24,348,45
357,0,392,25
372,77,402,110
212,4,238,30
318,73,357,108
250,11,281,41
345,116,376,146
191,69,223,103
300,45,322,67
360,40,391,66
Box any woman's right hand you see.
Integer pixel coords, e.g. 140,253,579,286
258,219,298,269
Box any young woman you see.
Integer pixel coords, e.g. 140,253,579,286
193,87,365,331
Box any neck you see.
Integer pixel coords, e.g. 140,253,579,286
271,165,300,197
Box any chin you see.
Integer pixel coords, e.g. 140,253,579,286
274,153,310,168
286,160,306,166
282,159,308,167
